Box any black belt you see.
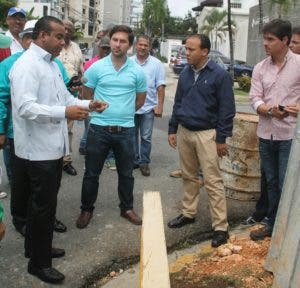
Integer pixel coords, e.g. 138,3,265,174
181,124,212,132
101,126,128,133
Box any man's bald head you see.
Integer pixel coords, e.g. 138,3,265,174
62,20,75,44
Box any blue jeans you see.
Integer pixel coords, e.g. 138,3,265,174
252,167,268,221
259,138,292,228
134,110,154,165
79,116,90,149
81,124,135,212
80,117,115,160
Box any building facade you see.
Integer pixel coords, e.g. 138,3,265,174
247,0,300,65
193,0,258,62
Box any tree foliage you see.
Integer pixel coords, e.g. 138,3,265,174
142,0,168,36
164,11,198,37
201,9,231,49
268,0,298,18
0,0,17,28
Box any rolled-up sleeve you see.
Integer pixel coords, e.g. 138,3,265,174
249,63,264,112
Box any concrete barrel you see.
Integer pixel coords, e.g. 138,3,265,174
219,113,260,201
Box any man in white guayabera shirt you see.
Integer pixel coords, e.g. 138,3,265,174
9,16,108,284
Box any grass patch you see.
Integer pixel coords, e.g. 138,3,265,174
234,88,249,97
234,88,250,105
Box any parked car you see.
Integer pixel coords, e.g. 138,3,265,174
82,47,93,62
172,46,253,78
169,45,183,69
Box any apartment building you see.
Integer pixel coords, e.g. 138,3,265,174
192,0,258,62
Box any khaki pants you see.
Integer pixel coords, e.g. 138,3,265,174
178,125,228,231
63,120,74,165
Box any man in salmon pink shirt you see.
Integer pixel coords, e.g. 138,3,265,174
249,19,300,241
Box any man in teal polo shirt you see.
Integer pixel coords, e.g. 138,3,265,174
76,25,147,229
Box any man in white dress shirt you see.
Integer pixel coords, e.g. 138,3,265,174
9,16,108,284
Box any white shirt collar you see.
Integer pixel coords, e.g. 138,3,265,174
30,42,53,62
5,30,23,54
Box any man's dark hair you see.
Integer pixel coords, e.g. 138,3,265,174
292,26,300,36
109,25,134,46
262,19,291,44
136,34,152,48
32,16,63,40
187,34,211,52
136,34,151,43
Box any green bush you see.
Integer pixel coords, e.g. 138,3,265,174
237,76,251,92
155,53,168,63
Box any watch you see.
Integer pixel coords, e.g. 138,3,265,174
267,108,273,117
89,100,95,111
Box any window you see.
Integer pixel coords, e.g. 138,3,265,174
82,24,85,30
230,1,242,8
88,25,93,36
83,8,86,14
230,3,242,8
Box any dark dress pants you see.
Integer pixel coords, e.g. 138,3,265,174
9,139,30,230
18,157,63,268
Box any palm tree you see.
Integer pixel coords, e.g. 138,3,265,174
268,0,298,18
201,9,230,50
142,0,167,36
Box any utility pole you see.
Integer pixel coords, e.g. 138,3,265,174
227,0,234,80
64,0,69,20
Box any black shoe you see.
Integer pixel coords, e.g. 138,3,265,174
15,225,26,237
211,230,229,247
167,214,195,229
63,163,77,176
79,147,87,155
133,163,139,169
241,216,258,226
250,225,272,241
140,164,150,176
54,218,67,233
28,260,65,284
25,247,65,259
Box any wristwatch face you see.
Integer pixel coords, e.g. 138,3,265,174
268,108,272,116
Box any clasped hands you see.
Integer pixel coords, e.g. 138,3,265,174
65,101,109,120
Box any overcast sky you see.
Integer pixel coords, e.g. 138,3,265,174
167,0,199,18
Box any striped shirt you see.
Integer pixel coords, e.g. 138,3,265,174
250,50,300,140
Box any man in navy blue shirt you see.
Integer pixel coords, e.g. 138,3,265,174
167,34,235,248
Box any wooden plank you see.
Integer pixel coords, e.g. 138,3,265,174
140,191,170,288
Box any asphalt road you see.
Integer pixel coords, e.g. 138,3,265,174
0,65,255,287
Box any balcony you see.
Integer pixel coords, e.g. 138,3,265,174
192,0,223,12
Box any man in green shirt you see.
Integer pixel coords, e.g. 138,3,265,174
0,33,12,241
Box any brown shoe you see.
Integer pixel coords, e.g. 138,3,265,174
169,169,182,178
140,164,150,176
120,210,142,225
76,211,93,229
